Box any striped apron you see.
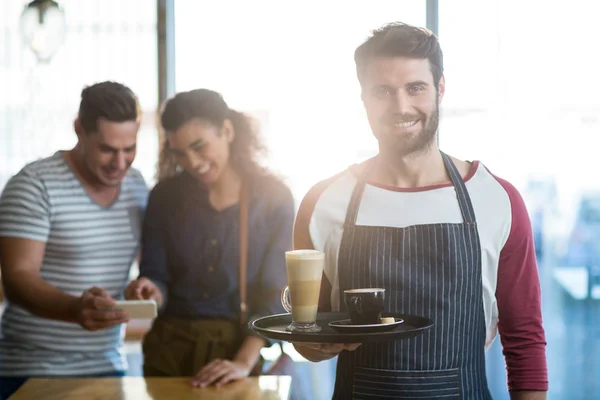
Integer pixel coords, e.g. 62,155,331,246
333,153,491,399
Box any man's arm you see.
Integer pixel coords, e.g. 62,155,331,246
494,177,548,399
510,392,546,400
0,237,79,322
0,171,80,321
292,177,358,361
0,171,127,329
292,178,334,312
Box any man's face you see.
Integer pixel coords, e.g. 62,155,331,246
78,118,139,187
361,56,445,156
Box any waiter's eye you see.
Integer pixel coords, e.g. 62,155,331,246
408,85,425,95
373,86,393,98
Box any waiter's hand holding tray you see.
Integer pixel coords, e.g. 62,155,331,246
250,250,433,344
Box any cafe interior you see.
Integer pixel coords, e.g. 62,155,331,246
1,0,599,399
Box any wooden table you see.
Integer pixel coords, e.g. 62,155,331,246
12,376,292,400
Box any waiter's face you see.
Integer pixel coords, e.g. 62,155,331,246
361,56,445,156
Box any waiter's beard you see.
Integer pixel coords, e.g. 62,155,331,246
378,102,440,158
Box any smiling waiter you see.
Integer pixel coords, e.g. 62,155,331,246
292,22,548,400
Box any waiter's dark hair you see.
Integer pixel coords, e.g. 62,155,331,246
158,88,268,181
354,22,444,91
78,81,141,133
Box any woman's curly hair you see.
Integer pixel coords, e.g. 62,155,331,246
156,89,270,182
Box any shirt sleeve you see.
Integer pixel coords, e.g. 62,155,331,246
494,176,548,391
138,185,170,306
131,168,150,212
126,169,149,246
0,171,51,242
249,185,295,319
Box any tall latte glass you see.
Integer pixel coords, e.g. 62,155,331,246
281,250,325,332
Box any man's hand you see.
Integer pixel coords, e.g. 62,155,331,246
510,391,547,400
124,277,163,308
75,287,128,331
294,342,361,362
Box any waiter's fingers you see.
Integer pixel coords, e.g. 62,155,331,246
299,343,337,352
321,344,341,352
297,342,355,353
294,342,319,351
319,344,346,354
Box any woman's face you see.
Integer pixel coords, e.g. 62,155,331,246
167,118,234,185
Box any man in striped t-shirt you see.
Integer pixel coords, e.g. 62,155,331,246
0,82,148,398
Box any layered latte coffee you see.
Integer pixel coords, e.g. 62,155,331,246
281,249,325,332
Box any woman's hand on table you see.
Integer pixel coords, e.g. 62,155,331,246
190,359,252,388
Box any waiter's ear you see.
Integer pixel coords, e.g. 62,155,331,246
437,75,446,104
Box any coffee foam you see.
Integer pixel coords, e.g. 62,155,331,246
285,249,325,260
286,262,323,281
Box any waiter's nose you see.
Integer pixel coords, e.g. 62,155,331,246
392,90,412,115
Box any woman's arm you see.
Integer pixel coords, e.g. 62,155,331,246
191,182,295,387
136,186,170,309
248,183,295,320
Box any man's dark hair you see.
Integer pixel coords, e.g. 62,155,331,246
354,22,444,90
78,81,141,133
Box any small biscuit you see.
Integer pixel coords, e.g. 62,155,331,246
380,317,395,324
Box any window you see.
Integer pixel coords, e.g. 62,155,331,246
0,0,159,189
175,0,426,204
439,0,600,398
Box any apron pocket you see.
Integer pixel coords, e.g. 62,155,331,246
352,367,460,399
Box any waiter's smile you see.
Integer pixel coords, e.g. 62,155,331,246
392,119,420,132
394,120,418,128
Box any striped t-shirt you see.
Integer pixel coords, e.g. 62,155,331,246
0,151,148,376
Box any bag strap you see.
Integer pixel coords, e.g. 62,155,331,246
239,183,249,325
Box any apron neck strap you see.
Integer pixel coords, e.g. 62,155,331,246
344,152,477,227
440,152,477,224
344,161,371,226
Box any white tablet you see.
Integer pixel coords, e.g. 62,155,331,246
113,300,157,319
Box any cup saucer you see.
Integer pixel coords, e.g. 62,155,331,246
328,317,404,333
